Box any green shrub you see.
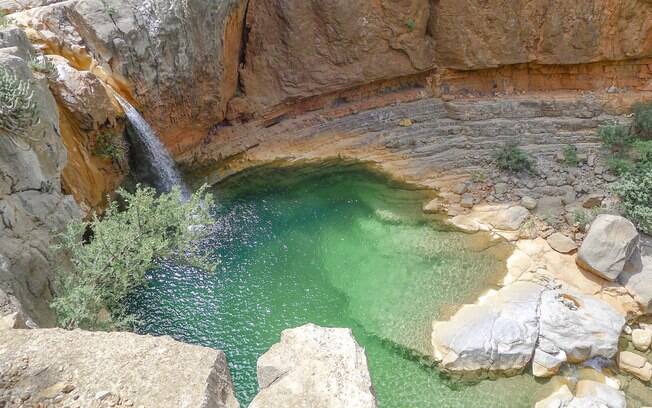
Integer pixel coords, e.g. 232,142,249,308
612,163,652,234
493,142,533,173
599,124,634,153
562,144,579,167
632,139,652,164
93,132,126,163
0,68,40,139
606,155,635,176
406,18,416,32
633,102,652,139
28,55,56,78
52,185,215,330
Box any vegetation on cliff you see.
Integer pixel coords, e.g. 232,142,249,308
52,185,215,330
0,68,40,142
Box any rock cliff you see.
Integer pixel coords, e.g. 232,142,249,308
0,27,81,327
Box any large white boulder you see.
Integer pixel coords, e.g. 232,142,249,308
535,382,626,408
431,281,544,376
538,288,624,363
577,214,639,281
249,324,377,408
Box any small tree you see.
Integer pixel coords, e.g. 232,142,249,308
52,185,215,330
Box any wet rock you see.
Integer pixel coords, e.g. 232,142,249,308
0,329,240,407
531,348,565,378
618,351,652,382
250,324,377,408
534,385,574,408
574,380,626,408
431,282,544,376
538,289,624,363
423,198,445,214
546,233,578,254
577,215,639,281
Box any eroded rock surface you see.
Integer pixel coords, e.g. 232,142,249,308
0,28,81,326
250,323,377,408
431,281,544,376
577,214,639,281
0,328,240,408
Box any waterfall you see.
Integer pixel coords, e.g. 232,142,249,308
114,94,190,199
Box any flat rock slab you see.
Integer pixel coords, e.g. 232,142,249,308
0,329,240,408
250,324,377,408
546,232,577,254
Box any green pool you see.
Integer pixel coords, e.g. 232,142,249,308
129,165,551,407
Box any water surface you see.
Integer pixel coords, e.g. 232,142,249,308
130,166,551,407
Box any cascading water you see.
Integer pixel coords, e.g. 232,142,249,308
114,94,190,198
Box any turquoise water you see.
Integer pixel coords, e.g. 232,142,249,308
129,166,551,407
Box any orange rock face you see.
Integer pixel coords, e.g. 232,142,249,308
240,0,437,111
240,0,652,113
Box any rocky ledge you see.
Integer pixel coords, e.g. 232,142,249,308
0,328,241,407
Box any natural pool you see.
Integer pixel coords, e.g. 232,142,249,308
129,165,553,407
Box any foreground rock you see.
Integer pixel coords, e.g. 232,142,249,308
0,328,240,407
577,215,639,281
618,351,652,382
249,324,377,408
619,235,652,313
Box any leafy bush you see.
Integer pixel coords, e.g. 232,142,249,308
612,163,652,234
493,142,533,172
607,156,635,176
632,139,652,164
562,144,579,167
93,132,126,163
633,102,652,139
599,124,634,153
0,68,40,140
52,185,215,330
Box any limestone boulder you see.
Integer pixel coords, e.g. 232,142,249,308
619,235,652,313
0,328,240,407
431,281,544,376
250,324,377,408
538,288,624,363
618,351,652,382
577,214,639,281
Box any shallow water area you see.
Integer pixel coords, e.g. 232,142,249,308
129,165,552,407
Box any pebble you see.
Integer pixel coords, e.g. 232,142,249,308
521,196,538,210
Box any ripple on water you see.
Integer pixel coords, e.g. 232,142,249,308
128,166,552,407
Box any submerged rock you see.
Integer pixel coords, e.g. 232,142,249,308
0,328,240,407
431,281,544,376
577,215,639,281
250,324,377,408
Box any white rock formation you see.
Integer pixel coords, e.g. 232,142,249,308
537,288,624,363
577,215,639,281
431,281,544,375
249,324,377,408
